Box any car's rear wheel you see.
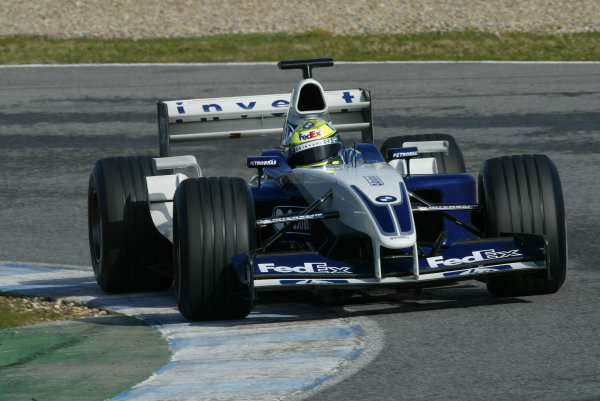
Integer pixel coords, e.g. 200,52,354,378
88,156,173,293
380,133,466,173
173,177,255,320
479,154,567,296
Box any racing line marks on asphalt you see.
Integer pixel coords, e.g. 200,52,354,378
0,262,383,401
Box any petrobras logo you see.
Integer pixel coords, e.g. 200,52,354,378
256,159,278,166
298,129,323,142
427,249,522,268
257,262,351,274
388,147,419,160
247,156,280,168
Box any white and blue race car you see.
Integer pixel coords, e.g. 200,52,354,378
88,59,567,320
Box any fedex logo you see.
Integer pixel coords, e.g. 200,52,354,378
257,262,351,274
427,249,522,268
298,130,322,141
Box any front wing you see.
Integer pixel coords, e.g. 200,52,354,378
234,234,549,290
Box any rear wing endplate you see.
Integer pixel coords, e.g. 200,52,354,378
158,89,373,157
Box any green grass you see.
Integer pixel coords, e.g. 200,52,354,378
0,292,108,330
1,31,599,64
0,296,63,330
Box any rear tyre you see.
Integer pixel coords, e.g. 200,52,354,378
173,177,256,320
88,156,173,293
479,154,567,296
380,133,466,173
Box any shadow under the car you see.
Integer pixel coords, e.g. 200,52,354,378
315,284,531,318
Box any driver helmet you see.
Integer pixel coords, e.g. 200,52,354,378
288,119,342,167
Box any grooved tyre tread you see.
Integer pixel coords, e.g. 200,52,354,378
174,177,255,320
380,133,466,173
479,154,567,296
88,156,173,293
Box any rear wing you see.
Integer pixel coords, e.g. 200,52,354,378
157,89,373,157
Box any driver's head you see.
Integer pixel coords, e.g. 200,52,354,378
288,119,341,167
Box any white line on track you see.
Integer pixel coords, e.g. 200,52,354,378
1,61,599,69
0,261,383,401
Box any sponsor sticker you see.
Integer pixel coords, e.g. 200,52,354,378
427,249,522,268
301,121,316,130
247,156,280,168
280,279,350,285
257,262,351,274
375,195,397,203
293,137,337,153
414,205,478,211
298,129,323,142
272,206,310,234
388,147,419,160
443,265,512,277
363,175,384,186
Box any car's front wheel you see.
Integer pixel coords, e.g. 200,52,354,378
479,154,567,296
88,156,173,293
173,177,256,320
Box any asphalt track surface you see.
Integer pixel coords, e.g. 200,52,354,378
1,62,599,400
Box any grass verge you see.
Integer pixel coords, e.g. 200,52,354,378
0,292,112,330
1,31,599,64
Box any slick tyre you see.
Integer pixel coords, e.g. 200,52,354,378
173,177,256,320
88,156,173,293
479,154,567,296
380,133,466,173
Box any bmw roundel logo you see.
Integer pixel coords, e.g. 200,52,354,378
376,195,397,203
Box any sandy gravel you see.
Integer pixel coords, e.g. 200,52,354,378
2,0,599,39
1,292,108,328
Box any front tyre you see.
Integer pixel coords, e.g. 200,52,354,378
479,154,567,296
88,156,173,293
173,177,256,320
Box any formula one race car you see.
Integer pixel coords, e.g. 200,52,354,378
88,58,567,320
